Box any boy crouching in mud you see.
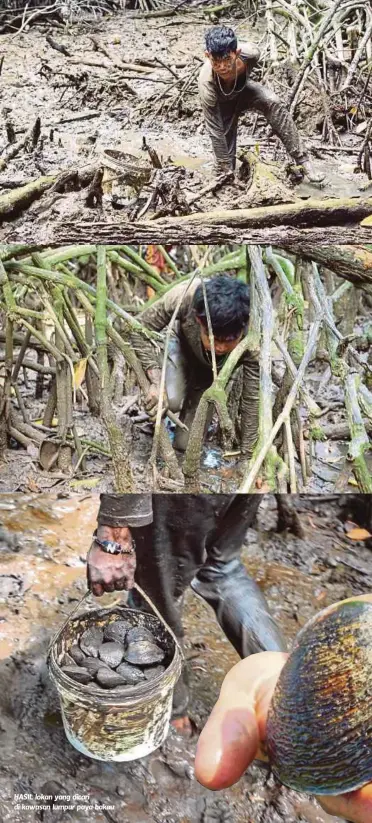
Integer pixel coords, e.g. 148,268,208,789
198,25,324,183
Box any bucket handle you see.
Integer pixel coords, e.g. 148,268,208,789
132,581,184,661
46,583,184,663
46,589,91,663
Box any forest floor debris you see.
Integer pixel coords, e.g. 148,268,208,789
1,2,372,240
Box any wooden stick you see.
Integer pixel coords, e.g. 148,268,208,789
239,319,321,492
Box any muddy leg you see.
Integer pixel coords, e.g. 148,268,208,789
129,495,245,714
165,338,210,453
173,386,214,452
191,495,287,656
173,362,213,452
240,80,309,164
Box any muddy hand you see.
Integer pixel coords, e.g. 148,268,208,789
194,652,372,823
145,375,169,419
301,159,326,185
87,526,136,596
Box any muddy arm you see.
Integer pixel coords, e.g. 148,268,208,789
198,64,234,170
97,494,153,527
240,355,260,456
131,281,195,371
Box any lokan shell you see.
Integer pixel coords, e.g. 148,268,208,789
125,626,157,645
80,626,104,658
103,620,132,644
266,596,372,795
124,640,165,666
61,665,93,685
116,662,146,685
69,644,86,666
98,641,125,669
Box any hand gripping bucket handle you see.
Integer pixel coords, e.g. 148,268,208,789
47,582,184,663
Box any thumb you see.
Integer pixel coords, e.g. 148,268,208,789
195,696,259,789
195,652,288,791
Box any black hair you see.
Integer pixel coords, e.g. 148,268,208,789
205,26,237,57
193,276,250,340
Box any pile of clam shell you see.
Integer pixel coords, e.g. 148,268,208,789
61,619,167,692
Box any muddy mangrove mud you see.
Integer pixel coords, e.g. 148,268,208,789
1,492,372,822
0,0,372,241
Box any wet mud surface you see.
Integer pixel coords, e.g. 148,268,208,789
1,14,372,242
1,493,372,822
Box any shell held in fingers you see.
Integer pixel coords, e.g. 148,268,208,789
266,597,372,795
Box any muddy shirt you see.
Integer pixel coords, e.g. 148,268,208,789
198,41,260,169
130,279,260,455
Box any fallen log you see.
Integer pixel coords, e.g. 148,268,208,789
286,245,372,294
304,419,372,440
151,195,372,230
0,166,98,222
50,223,372,246
0,175,57,221
51,194,372,243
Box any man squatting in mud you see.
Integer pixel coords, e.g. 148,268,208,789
199,26,324,184
87,493,286,733
130,274,259,470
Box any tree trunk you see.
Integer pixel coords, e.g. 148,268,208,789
95,245,133,493
290,245,372,294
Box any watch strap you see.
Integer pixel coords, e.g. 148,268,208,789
93,531,135,555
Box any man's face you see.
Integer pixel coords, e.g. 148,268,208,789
206,49,240,79
198,319,243,355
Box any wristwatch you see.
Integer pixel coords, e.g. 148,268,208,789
93,531,135,555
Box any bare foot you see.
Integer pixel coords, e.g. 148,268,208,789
170,716,193,737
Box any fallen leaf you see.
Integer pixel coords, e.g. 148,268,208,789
344,520,359,532
219,467,234,478
347,527,372,541
360,214,372,226
355,120,367,135
348,477,359,486
34,416,58,427
70,477,100,489
27,476,40,493
145,244,166,272
73,358,88,390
